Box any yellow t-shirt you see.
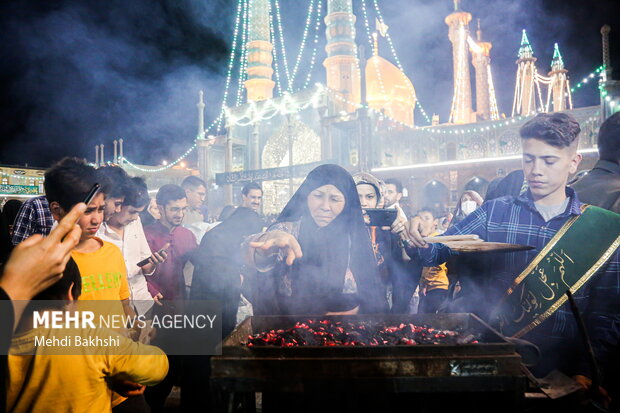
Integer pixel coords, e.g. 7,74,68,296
8,326,168,413
71,238,132,408
72,238,130,301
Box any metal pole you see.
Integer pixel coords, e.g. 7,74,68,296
100,144,105,166
197,90,205,139
119,139,124,164
113,140,118,164
95,145,99,166
251,122,260,170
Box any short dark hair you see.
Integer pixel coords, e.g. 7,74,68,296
32,257,82,302
181,175,207,190
519,112,581,148
242,182,262,196
97,165,131,200
418,206,436,218
385,178,403,194
156,184,186,206
124,177,150,208
597,112,620,162
44,157,99,211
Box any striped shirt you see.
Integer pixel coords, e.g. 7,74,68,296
417,187,620,377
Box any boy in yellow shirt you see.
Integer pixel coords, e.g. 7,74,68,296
44,158,143,410
8,256,168,413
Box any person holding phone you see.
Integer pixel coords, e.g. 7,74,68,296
353,173,420,313
97,177,168,317
243,164,388,316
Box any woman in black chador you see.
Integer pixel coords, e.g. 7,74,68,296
244,164,388,315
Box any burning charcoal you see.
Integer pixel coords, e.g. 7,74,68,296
245,320,482,347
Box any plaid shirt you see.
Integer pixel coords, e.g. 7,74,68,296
10,196,54,245
417,187,620,377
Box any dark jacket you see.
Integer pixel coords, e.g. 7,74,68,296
571,160,620,213
191,207,263,337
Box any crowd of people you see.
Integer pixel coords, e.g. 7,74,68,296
0,111,619,412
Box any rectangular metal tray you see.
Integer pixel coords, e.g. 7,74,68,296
212,313,526,393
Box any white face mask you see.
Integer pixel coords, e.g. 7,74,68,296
461,200,478,215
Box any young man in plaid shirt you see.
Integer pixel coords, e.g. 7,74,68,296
406,113,619,401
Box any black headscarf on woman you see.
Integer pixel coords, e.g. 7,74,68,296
275,164,387,314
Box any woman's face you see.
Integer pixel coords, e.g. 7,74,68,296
356,184,378,209
461,193,473,203
307,184,346,227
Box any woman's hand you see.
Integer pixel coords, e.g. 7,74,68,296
249,230,303,266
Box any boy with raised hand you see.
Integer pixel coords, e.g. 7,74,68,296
406,113,619,400
44,157,144,409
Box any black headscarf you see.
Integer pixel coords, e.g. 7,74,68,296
275,164,387,314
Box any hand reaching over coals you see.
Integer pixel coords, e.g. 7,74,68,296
249,230,303,266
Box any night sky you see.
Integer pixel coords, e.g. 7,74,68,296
0,0,618,168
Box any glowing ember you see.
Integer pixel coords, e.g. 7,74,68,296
246,319,480,347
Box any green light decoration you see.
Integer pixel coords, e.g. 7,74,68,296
570,65,606,93
0,172,44,181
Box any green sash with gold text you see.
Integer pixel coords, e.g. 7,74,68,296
496,205,620,338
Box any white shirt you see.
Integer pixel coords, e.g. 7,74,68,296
97,218,155,316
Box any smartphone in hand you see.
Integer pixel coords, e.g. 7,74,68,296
137,247,167,267
363,208,397,227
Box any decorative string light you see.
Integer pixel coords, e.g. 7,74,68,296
272,0,292,91
370,0,431,123
268,0,285,96
487,65,500,121
0,171,44,181
215,0,245,131
235,0,249,108
300,0,323,91
289,0,315,87
360,0,388,101
324,85,535,135
226,83,325,126
570,65,605,93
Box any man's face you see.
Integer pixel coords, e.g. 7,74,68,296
104,196,124,222
242,189,262,211
186,185,206,209
77,193,106,242
384,184,402,207
158,198,188,227
112,205,146,227
521,138,581,203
